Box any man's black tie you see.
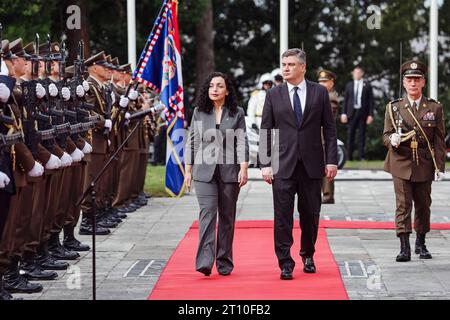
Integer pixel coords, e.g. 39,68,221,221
293,86,302,126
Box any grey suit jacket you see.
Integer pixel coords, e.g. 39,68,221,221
185,106,249,183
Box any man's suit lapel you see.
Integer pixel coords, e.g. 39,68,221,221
280,83,298,128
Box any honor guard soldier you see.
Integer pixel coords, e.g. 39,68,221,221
383,60,446,262
318,69,339,204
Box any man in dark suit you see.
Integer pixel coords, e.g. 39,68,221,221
340,66,374,160
259,48,338,280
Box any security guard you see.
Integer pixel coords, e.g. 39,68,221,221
383,60,446,262
318,69,339,204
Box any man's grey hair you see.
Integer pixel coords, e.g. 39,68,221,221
281,48,306,64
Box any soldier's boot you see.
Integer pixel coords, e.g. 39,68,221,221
79,215,110,236
35,243,69,271
3,259,43,294
396,233,411,262
63,226,90,252
48,232,80,260
20,254,58,281
142,191,151,199
96,211,119,229
110,207,127,219
103,207,122,223
415,233,432,259
0,275,13,300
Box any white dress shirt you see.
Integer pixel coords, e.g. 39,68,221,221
287,79,306,113
353,79,363,109
407,95,422,110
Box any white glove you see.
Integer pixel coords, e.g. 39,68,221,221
45,154,61,170
104,119,112,130
35,83,46,99
0,171,10,189
70,148,84,162
27,161,44,177
82,141,93,154
389,133,401,147
82,80,90,92
0,83,11,103
60,152,73,167
125,112,131,120
76,85,85,97
119,95,129,108
48,83,58,97
61,87,71,101
435,172,445,182
128,89,138,101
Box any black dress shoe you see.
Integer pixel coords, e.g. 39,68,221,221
322,198,335,204
218,271,231,276
302,257,316,273
280,267,293,280
196,268,211,276
20,260,58,281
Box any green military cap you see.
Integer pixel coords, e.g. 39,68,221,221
317,69,336,82
401,60,427,78
1,40,18,60
23,42,35,55
85,51,108,67
119,63,132,74
105,55,116,69
65,65,74,78
111,57,120,69
9,38,31,59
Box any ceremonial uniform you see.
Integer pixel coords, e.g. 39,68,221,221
383,60,446,262
318,70,339,204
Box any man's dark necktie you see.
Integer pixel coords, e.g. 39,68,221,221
293,86,302,126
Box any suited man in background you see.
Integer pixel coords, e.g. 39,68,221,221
340,66,374,160
260,48,338,280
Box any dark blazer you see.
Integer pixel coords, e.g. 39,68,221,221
342,79,374,118
186,106,249,183
259,80,338,179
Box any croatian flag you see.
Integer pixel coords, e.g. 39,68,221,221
134,0,185,197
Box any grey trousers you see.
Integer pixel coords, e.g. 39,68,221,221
193,168,240,274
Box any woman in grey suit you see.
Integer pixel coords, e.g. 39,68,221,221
185,72,249,276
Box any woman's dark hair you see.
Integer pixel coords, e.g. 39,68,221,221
195,72,238,116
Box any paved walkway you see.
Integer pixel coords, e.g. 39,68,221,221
17,169,450,300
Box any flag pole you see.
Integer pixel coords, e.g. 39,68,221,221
280,0,289,66
127,0,137,70
429,0,438,100
133,0,167,79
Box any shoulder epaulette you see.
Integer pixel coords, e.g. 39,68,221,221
427,97,441,104
389,98,402,104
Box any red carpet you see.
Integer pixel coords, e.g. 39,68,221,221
148,219,450,300
148,221,348,300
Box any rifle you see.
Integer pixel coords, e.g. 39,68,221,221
103,81,113,140
22,34,55,156
67,41,99,136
